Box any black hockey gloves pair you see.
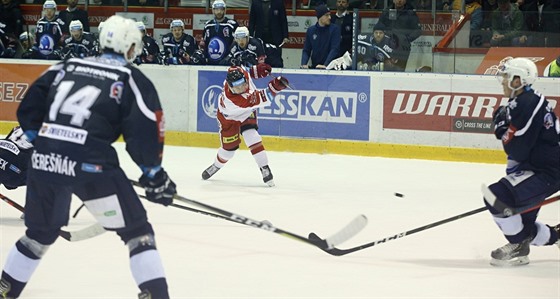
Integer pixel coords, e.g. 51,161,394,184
493,105,510,140
139,168,176,206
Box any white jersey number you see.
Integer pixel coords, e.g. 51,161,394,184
49,81,101,127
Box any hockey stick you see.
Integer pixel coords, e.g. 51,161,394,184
310,194,560,256
131,180,367,251
0,192,106,242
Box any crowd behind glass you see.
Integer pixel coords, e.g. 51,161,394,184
0,0,559,75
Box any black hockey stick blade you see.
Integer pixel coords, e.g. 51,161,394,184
131,180,366,253
311,194,560,256
1,192,106,242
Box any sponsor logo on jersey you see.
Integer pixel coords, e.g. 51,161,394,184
39,123,88,145
201,84,223,118
0,140,20,155
72,66,120,81
110,81,124,104
31,150,76,177
10,164,21,174
0,158,7,170
39,35,55,55
207,37,226,61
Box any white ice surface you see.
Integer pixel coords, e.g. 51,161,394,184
1,143,559,299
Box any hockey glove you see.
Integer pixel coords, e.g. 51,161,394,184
251,63,272,79
139,168,176,206
267,76,289,95
492,105,510,140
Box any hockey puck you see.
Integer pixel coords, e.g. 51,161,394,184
394,193,404,198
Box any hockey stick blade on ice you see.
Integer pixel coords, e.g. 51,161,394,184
310,194,560,256
1,192,106,242
131,180,367,252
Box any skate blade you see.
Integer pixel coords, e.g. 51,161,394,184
265,180,275,187
490,256,529,267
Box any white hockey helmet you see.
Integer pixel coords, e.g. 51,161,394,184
136,21,146,31
212,0,226,9
98,21,105,32
69,20,83,31
233,26,249,40
99,15,142,62
19,31,32,41
498,57,538,88
169,19,184,30
43,0,57,10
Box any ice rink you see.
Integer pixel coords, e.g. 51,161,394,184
1,143,559,299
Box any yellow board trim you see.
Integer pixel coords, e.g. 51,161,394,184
0,121,505,164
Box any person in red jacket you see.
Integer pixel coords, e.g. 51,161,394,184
201,64,289,186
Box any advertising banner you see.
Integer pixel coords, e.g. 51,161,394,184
0,63,50,121
383,89,560,134
197,70,371,140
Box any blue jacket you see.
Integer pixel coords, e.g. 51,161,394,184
301,22,341,68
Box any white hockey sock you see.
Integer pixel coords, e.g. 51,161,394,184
530,221,551,246
3,245,41,283
130,249,166,286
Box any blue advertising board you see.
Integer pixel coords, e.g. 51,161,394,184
197,70,370,141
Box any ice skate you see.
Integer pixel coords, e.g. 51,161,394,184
0,277,13,299
137,289,151,299
260,165,274,187
201,164,220,180
490,237,531,266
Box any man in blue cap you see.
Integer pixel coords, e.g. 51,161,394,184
301,4,341,69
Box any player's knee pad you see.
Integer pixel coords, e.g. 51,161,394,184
483,182,514,215
241,128,262,147
26,229,58,246
118,223,156,254
16,235,50,259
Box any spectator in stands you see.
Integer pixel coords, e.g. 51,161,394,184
540,0,560,47
490,0,525,46
378,0,422,71
481,0,498,29
58,0,90,35
0,0,24,37
248,0,289,57
134,21,161,65
301,4,341,69
331,0,353,58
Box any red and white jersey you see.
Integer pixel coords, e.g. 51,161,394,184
218,68,273,122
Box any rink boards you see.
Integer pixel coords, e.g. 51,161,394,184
1,60,560,163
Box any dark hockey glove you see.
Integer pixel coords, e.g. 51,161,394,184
139,168,176,206
267,76,289,95
251,63,272,79
493,105,510,139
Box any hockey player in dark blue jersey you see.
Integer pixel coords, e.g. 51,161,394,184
61,20,98,59
27,0,64,60
0,15,176,299
220,26,266,67
484,57,560,267
203,0,239,65
356,22,398,71
135,21,161,65
161,19,197,65
0,126,33,190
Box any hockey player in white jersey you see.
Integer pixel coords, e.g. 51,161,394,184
201,64,289,186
